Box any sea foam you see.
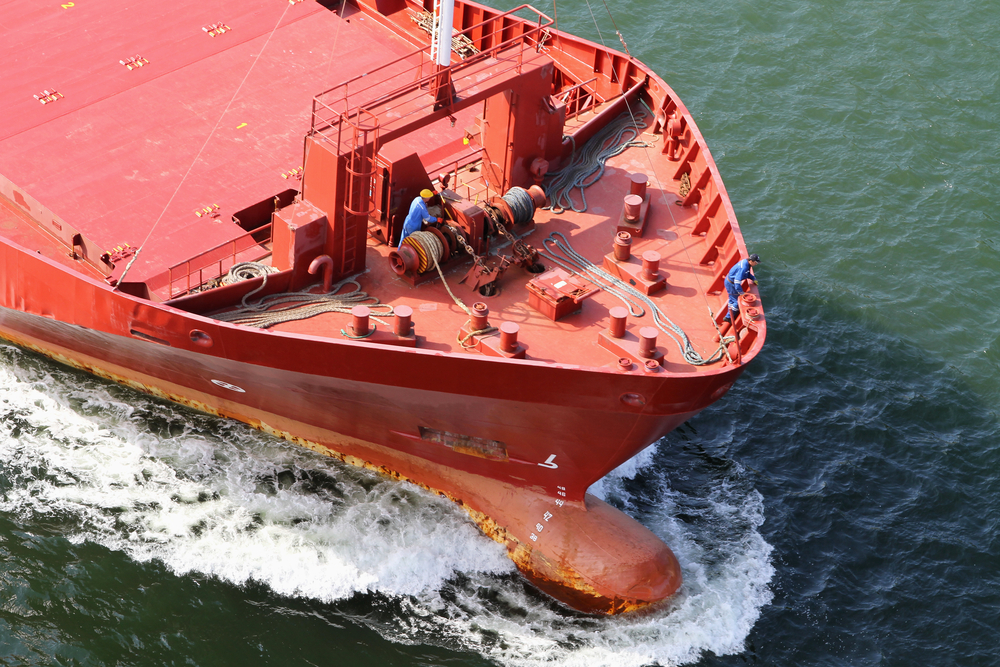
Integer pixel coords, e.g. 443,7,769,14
0,345,772,666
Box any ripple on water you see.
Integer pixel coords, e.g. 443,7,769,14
0,344,774,666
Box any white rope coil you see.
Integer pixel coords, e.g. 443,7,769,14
402,231,445,273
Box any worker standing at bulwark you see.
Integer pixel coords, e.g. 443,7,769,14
724,253,761,322
399,189,441,245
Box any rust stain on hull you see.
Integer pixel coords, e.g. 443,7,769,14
0,330,677,614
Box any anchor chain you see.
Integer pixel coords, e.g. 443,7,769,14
448,225,491,275
494,219,538,265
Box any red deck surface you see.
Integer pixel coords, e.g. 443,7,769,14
1,0,427,279
0,0,753,373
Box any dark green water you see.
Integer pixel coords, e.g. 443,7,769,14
2,0,999,664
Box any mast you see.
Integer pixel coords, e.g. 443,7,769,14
430,0,455,66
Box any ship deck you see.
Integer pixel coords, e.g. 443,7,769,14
0,0,740,374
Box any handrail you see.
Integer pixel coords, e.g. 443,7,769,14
165,224,273,298
558,77,600,120
310,4,553,146
313,5,551,102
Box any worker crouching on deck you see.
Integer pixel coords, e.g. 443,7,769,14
724,253,761,322
399,189,442,245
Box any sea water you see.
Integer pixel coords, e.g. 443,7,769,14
2,0,999,664
0,347,771,666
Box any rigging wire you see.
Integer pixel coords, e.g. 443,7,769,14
115,2,294,289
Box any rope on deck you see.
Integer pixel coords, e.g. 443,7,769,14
543,107,653,214
539,231,734,366
213,278,394,330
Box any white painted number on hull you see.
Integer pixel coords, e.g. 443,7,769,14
211,379,246,393
528,504,560,545
538,454,558,469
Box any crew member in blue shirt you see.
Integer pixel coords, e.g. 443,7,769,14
724,253,761,321
399,189,440,245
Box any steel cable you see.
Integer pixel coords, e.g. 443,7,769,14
501,186,535,225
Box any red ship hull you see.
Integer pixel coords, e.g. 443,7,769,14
0,0,765,613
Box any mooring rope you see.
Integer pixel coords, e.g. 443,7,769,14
539,231,734,365
214,278,394,331
218,262,280,310
543,107,652,214
424,241,498,348
401,231,444,274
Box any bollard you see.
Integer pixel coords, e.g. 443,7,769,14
641,251,661,282
393,304,413,336
613,231,632,261
638,326,658,358
351,305,371,336
608,306,628,338
499,321,520,353
629,173,648,199
623,194,643,222
471,302,489,331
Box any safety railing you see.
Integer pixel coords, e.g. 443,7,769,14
558,77,601,120
310,5,554,150
165,224,272,298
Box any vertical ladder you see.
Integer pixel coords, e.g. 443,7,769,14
340,109,379,276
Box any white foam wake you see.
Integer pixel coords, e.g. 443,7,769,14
0,345,773,666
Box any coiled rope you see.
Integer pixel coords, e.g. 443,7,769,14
539,231,734,365
501,186,535,225
401,231,444,274
214,278,394,333
221,262,280,310
544,106,652,214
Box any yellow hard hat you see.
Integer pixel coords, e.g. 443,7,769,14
420,189,434,199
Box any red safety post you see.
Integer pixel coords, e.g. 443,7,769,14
608,306,628,338
641,251,661,282
638,327,658,358
500,321,520,353
630,173,648,198
623,195,642,223
394,305,413,336
471,302,489,331
351,305,370,336
613,232,632,262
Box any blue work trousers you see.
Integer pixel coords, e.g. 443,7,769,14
725,279,742,317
